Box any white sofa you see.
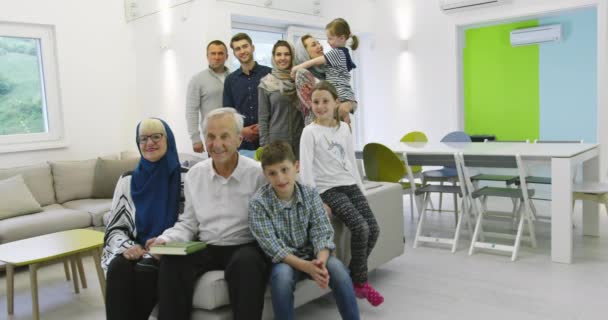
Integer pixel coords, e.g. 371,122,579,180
153,181,405,320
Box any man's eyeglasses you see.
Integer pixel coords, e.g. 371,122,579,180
138,133,164,144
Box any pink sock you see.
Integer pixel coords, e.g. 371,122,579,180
353,282,384,306
353,282,368,299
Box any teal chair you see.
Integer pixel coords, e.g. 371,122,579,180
363,143,422,218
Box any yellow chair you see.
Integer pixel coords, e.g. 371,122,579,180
400,131,428,144
253,146,265,161
572,182,608,220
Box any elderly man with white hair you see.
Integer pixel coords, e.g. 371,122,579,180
147,107,269,320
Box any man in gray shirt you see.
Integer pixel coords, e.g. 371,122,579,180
186,40,230,153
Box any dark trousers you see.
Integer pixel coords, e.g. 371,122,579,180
321,184,380,284
105,255,158,320
157,242,270,320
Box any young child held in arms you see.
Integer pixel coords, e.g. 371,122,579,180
291,18,359,124
299,81,384,306
249,141,360,320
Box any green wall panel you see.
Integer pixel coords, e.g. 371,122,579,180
464,20,540,141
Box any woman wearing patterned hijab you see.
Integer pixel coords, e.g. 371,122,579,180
258,40,305,158
293,34,327,125
102,118,182,320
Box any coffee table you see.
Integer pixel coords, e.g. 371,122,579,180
0,229,106,320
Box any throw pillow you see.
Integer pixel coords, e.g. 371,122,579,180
0,174,42,220
92,157,140,199
50,159,97,203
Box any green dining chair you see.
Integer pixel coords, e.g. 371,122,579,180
363,142,423,219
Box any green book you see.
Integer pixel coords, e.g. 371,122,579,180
149,241,206,255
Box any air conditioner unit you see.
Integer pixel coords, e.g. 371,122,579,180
510,24,562,46
440,0,505,12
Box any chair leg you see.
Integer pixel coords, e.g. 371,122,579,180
464,198,474,237
409,193,415,220
525,203,537,248
452,181,458,225
511,203,525,261
439,181,444,212
452,198,466,253
413,194,431,248
468,199,484,256
478,196,488,242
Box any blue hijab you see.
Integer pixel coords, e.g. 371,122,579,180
131,119,181,246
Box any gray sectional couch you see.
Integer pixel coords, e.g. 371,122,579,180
0,155,133,245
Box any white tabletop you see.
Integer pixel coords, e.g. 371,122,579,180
386,142,598,159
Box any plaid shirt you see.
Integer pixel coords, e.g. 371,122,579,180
249,182,335,263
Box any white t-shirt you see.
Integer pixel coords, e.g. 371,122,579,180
299,122,363,194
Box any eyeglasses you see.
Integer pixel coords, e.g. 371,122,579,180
138,133,164,144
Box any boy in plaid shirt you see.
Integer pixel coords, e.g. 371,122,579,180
249,141,359,320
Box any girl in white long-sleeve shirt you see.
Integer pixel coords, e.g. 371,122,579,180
299,81,383,307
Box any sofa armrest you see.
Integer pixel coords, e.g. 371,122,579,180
332,182,405,271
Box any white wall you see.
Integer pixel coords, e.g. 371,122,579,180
4,0,604,172
129,0,370,154
0,0,138,167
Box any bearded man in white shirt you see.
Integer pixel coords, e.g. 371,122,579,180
147,107,269,320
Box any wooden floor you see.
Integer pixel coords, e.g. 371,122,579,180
1,196,607,320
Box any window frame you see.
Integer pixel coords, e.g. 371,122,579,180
0,21,65,153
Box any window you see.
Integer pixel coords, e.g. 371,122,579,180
0,22,64,153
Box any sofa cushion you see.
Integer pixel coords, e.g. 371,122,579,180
190,271,326,311
192,271,230,310
0,204,91,244
92,158,139,199
62,199,112,227
0,163,56,206
50,159,97,203
121,150,140,160
0,175,42,220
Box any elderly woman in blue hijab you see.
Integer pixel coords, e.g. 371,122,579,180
102,118,181,320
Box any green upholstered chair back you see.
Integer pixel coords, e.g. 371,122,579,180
254,146,265,162
363,143,406,183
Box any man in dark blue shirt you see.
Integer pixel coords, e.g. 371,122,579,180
223,33,272,152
